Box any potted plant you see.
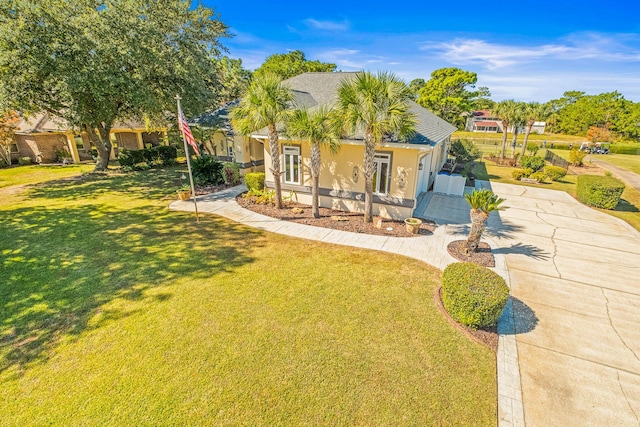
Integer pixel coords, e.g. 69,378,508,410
404,217,422,234
176,183,191,201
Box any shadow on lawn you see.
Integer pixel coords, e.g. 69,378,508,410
0,170,262,377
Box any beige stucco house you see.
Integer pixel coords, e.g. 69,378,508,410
13,113,167,164
242,72,457,220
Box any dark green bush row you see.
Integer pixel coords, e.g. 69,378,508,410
577,175,625,209
442,262,509,329
119,146,177,168
245,172,265,192
519,155,546,171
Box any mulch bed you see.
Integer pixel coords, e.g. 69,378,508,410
434,287,498,352
235,193,436,238
447,240,495,267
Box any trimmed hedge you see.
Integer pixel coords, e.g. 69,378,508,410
245,172,265,192
18,157,32,165
543,165,567,181
577,175,625,209
512,168,533,180
119,146,177,168
442,262,509,329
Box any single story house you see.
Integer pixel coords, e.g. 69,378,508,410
242,72,457,220
12,113,167,164
465,110,546,134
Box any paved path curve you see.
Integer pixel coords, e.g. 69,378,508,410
171,182,640,426
588,157,640,192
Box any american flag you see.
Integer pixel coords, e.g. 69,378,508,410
178,108,200,156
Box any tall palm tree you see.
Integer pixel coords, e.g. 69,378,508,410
286,106,341,218
520,102,549,158
464,189,505,254
336,72,416,223
231,73,294,209
510,103,526,158
494,100,517,159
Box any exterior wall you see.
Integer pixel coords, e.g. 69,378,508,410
263,140,425,220
142,131,162,146
233,136,264,175
15,133,69,163
114,132,139,151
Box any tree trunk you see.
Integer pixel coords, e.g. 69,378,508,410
465,208,488,254
500,124,508,159
511,128,519,158
311,142,321,218
521,122,534,159
362,132,376,223
87,124,113,171
268,125,283,209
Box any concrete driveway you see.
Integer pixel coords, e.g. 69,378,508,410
487,182,640,426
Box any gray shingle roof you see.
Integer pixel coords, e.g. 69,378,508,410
206,72,457,145
284,72,456,146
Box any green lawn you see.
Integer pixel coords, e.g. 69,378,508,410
0,167,496,425
594,154,640,175
0,164,95,188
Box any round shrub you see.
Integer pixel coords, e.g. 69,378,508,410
245,172,265,192
577,175,625,209
18,156,32,165
519,155,546,171
512,168,533,180
442,262,509,329
529,171,547,183
543,165,567,181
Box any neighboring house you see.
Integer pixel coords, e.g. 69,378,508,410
190,101,265,176
243,72,457,220
465,110,546,134
465,110,502,133
13,112,167,164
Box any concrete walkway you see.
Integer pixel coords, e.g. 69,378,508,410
170,183,640,426
589,157,640,192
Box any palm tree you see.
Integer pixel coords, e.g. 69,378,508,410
336,72,416,223
231,73,294,209
286,106,341,218
510,103,526,158
494,100,517,159
464,189,505,254
520,102,549,158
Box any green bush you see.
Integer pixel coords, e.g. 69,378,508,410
118,149,145,167
577,175,625,209
529,171,547,183
512,168,533,180
543,165,568,181
449,139,481,166
442,262,509,329
569,148,586,166
154,145,178,165
223,162,241,185
519,155,546,171
18,156,32,165
191,155,224,185
245,172,265,192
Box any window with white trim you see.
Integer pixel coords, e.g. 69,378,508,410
373,152,391,194
283,145,301,184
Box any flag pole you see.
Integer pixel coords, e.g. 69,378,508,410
175,95,200,222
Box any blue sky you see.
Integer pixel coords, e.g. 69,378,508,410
205,0,640,102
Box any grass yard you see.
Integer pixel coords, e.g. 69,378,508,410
0,166,496,425
0,164,94,188
594,154,640,175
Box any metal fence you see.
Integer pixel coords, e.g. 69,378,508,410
545,150,571,171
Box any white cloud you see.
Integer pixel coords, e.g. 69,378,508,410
303,19,350,32
420,33,640,70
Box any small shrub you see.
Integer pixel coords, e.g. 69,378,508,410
154,145,178,166
449,139,481,166
223,162,241,185
245,172,265,192
18,156,32,165
526,143,539,156
529,171,547,183
512,168,533,180
569,148,586,166
118,149,145,167
577,175,625,209
519,155,546,171
543,165,568,181
245,188,275,205
133,162,151,171
442,262,509,329
191,155,224,185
